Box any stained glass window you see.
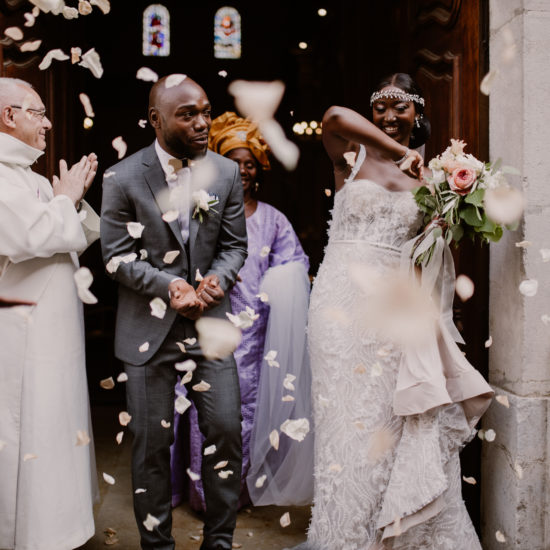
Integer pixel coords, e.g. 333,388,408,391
143,4,170,57
214,7,241,59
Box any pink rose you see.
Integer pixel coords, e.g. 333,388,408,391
442,159,462,173
448,167,477,195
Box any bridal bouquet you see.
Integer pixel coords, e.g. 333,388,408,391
411,139,523,265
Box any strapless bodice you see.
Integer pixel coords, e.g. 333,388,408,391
327,179,423,249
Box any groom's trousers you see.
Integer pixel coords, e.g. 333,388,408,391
124,316,242,550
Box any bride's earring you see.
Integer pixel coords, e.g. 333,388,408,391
415,116,421,128
254,182,260,192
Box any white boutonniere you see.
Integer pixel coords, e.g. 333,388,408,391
192,190,219,222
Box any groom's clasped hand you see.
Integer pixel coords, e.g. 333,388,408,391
168,274,224,320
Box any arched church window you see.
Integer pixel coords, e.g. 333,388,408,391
214,7,241,59
143,4,170,57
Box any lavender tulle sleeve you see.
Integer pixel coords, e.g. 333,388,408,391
246,261,314,505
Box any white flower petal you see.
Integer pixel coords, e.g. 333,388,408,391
214,460,228,470
75,430,90,446
343,151,356,167
495,530,506,543
20,40,42,52
260,245,271,257
70,46,81,63
195,268,203,282
175,359,196,372
62,6,79,19
104,170,116,179
186,468,200,481
103,472,115,485
218,70,228,77
258,118,300,171
218,469,233,479
175,395,192,415
78,47,104,78
282,395,295,402
515,240,531,248
484,428,496,442
184,337,197,345
136,67,159,82
163,250,180,264
79,93,95,117
279,512,291,528
165,74,187,88
78,1,92,15
228,79,285,121
484,336,493,348
100,376,115,390
23,453,37,461
118,411,132,426
112,136,127,159
135,487,147,494
255,474,267,488
324,188,332,197
204,445,216,456
255,292,269,302
519,279,538,297
160,419,171,428
115,431,124,444
192,380,211,392
180,371,193,384
139,341,149,352
269,429,279,450
541,314,550,326
175,341,186,353
24,12,36,27
162,210,179,223
149,297,167,319
139,249,148,260
539,248,550,262
462,475,477,485
455,274,475,302
90,0,110,14
514,461,524,479
138,119,148,128
195,318,241,360
143,513,160,532
264,350,277,362
484,186,525,225
495,395,510,408
4,26,24,41
73,267,98,304
480,69,499,96
280,418,310,442
283,374,296,391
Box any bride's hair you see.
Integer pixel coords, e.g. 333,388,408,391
372,73,431,149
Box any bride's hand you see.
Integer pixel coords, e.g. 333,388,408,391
399,150,424,180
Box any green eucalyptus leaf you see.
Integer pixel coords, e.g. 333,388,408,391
464,188,485,207
460,205,484,227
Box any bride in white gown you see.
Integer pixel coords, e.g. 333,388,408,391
292,74,494,550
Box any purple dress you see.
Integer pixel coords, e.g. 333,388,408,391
171,201,309,510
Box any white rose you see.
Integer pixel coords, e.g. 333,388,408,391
192,190,210,212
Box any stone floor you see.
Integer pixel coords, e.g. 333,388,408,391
78,405,310,550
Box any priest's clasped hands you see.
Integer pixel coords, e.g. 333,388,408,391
168,275,224,320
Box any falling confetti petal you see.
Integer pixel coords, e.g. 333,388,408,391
150,297,167,319
484,428,496,442
112,136,127,159
184,337,196,345
24,12,36,27
23,453,37,461
175,395,192,414
74,266,98,304
4,27,24,41
175,359,196,372
480,69,499,96
90,0,110,13
541,314,550,326
165,74,187,88
62,6,79,18
280,512,291,528
163,250,180,264
218,70,228,77
280,418,310,441
39,48,69,70
175,341,186,353
515,240,531,248
139,341,149,352
192,380,211,392
495,395,510,408
255,474,267,488
214,460,229,470
186,468,200,481
283,374,296,391
100,377,115,390
103,472,115,485
282,395,295,401
514,461,524,479
119,411,132,426
139,249,148,260
136,67,159,82
495,530,506,543
485,336,493,348
126,222,145,239
477,429,485,440
79,93,95,117
143,513,160,532
180,371,193,384
232,543,242,549
135,487,146,494
204,445,216,455
76,430,91,446
115,431,123,445
540,249,550,262
462,476,477,485
190,535,201,541
343,151,357,167
484,186,525,225
269,429,279,450
218,470,233,479
195,317,241,360
79,47,103,78
195,268,203,282
160,419,171,428
519,279,538,297
324,188,332,197
20,40,41,52
258,118,300,171
162,210,179,222
260,246,271,257
78,0,92,15
264,349,280,368
226,308,259,329
228,79,284,122
455,274,475,301
71,46,81,63
256,292,269,302
138,119,148,128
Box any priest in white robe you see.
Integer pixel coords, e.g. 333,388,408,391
0,77,100,550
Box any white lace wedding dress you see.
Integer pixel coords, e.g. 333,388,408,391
296,146,483,550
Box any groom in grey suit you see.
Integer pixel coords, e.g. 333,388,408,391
100,75,247,550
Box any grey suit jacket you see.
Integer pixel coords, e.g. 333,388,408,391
100,143,247,365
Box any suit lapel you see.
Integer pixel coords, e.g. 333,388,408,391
142,144,186,251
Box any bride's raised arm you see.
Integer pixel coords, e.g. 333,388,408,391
322,105,423,179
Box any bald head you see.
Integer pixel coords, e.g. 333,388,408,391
148,74,212,159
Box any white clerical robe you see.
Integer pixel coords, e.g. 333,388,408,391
0,133,99,550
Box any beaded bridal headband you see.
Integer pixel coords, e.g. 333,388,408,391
369,87,425,107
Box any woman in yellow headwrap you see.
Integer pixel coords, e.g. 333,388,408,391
171,112,313,511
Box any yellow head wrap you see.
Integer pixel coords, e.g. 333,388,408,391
208,111,271,170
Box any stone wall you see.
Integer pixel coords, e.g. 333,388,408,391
483,1,550,548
